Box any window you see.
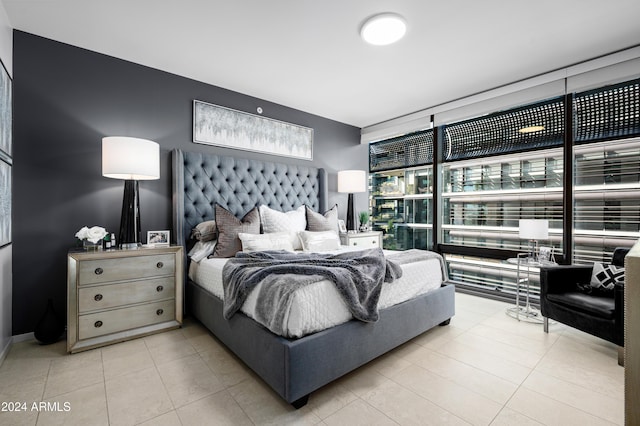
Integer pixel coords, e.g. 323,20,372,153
573,79,640,263
440,98,564,296
370,130,434,250
369,78,640,302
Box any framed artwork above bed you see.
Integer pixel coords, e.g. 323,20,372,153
193,100,313,160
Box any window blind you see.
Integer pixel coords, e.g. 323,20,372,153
443,97,565,161
369,129,433,172
574,78,640,143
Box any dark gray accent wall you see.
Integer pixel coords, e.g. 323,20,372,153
12,31,365,335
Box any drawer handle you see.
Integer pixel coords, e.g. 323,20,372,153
352,242,358,245
94,294,103,301
94,320,103,328
156,262,164,269
156,309,164,316
94,267,103,275
156,285,164,292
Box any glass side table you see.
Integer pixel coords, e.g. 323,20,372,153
506,253,556,323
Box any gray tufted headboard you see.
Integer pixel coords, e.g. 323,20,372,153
172,149,328,246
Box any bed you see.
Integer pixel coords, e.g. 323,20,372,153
172,149,455,408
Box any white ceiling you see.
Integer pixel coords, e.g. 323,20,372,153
3,0,640,128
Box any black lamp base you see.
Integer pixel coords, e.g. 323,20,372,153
118,180,141,248
346,193,356,232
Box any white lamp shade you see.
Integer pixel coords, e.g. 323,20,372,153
337,170,367,193
102,136,160,180
519,219,549,240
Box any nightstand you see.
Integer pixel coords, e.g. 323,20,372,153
67,245,183,353
339,231,383,248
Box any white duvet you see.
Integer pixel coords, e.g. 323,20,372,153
189,247,445,338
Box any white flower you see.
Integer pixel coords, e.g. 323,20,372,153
75,226,108,243
75,226,89,240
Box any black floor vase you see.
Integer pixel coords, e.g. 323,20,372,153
34,298,65,344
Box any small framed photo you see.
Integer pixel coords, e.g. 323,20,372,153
147,230,170,247
338,219,347,234
538,246,553,263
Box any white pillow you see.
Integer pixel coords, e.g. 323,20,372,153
298,230,341,252
259,205,306,250
238,232,294,252
188,240,217,262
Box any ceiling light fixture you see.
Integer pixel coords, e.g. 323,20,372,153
360,13,407,46
519,125,545,133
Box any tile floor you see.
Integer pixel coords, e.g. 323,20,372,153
0,293,624,426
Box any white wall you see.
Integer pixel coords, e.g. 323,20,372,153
0,0,12,364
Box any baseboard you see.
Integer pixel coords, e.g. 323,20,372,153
12,332,35,343
0,333,36,368
0,337,10,367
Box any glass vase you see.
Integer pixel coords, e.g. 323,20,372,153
82,239,102,251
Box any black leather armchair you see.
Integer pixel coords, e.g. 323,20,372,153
540,248,628,355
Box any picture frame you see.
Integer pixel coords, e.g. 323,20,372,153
538,246,553,263
0,158,10,247
147,230,170,247
338,219,347,234
0,57,11,248
0,59,11,158
193,100,313,160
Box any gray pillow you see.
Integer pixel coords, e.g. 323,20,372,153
306,204,339,235
212,205,260,258
191,220,217,242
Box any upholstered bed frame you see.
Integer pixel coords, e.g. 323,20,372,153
172,149,455,408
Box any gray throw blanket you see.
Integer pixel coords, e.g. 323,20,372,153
222,248,402,325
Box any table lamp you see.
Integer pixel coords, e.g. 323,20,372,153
102,136,160,248
519,219,549,262
338,170,367,232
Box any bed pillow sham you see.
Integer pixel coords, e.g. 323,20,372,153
191,220,217,242
212,205,260,258
188,240,217,262
259,204,306,250
306,204,339,235
298,230,341,252
238,232,294,252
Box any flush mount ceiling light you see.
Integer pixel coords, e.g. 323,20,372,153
360,13,407,46
519,125,546,133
